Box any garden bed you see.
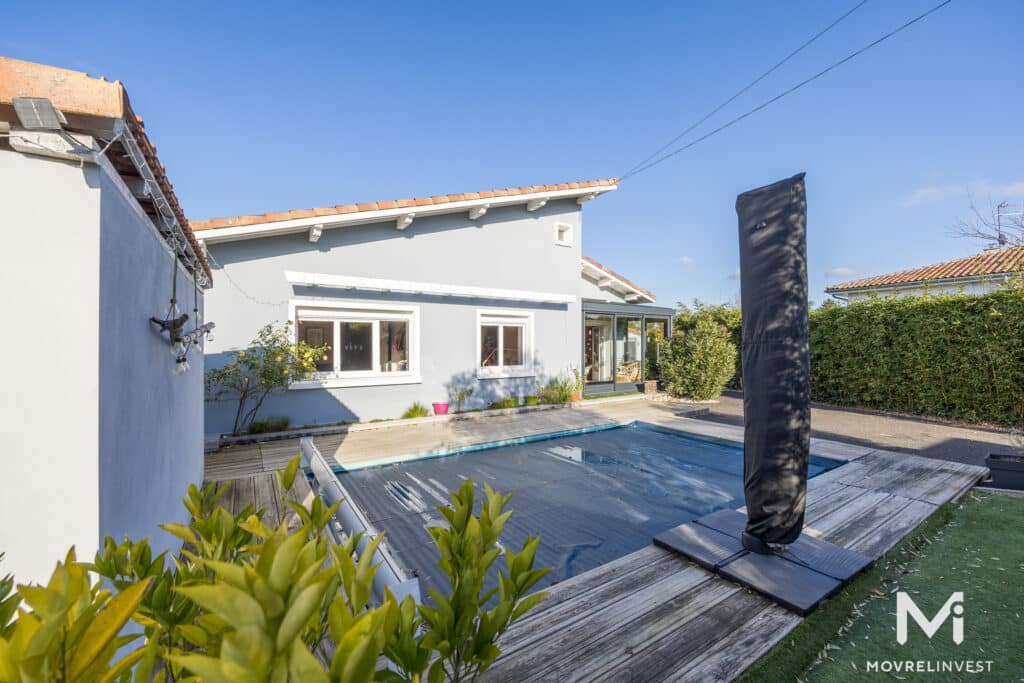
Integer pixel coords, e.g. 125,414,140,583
216,391,676,447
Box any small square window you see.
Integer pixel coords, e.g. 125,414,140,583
554,222,573,247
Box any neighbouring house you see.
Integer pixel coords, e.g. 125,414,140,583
826,245,1024,302
194,181,674,433
0,58,210,583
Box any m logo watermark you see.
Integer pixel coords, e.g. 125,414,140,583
896,591,964,645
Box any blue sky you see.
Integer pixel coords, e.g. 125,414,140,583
3,0,1021,306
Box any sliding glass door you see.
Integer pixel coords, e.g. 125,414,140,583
615,317,642,385
645,318,669,380
584,314,613,385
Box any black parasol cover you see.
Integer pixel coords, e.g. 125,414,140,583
735,173,811,548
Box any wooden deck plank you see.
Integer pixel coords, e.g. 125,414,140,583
254,473,281,527
590,589,769,683
663,602,802,683
488,569,730,682
498,549,696,656
820,493,915,553
847,499,937,558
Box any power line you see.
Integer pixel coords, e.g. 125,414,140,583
622,0,870,180
621,0,953,182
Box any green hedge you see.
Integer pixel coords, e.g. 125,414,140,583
674,302,743,389
675,290,1024,425
810,290,1024,425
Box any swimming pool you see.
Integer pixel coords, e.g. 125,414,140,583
335,422,841,599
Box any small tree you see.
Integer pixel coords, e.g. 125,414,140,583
205,322,326,435
660,316,737,401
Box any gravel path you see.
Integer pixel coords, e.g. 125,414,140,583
695,392,1012,467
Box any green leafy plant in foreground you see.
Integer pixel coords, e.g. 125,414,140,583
0,458,548,682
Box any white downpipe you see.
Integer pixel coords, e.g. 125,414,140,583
299,437,422,605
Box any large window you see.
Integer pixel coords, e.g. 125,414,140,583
615,317,642,384
478,310,532,378
292,302,419,389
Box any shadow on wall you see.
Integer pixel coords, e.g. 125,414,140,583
444,360,550,411
203,350,360,436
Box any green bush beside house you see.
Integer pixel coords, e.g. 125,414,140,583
668,290,1024,426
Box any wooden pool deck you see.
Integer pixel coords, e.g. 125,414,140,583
203,399,988,682
204,398,711,480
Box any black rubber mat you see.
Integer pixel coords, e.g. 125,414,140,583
693,509,871,581
655,507,872,616
718,551,841,616
653,523,744,571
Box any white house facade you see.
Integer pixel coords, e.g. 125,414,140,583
195,181,673,434
0,58,210,583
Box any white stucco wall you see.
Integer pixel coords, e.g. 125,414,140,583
204,201,584,432
0,148,102,583
0,146,206,585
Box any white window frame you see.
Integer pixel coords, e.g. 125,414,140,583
553,222,574,247
476,309,535,379
288,299,421,389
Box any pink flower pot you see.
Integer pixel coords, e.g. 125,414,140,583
432,402,450,416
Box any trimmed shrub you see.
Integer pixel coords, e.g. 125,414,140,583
402,401,430,418
660,317,737,401
524,395,539,406
248,416,290,434
538,373,576,404
487,397,521,410
809,290,1024,425
674,301,743,389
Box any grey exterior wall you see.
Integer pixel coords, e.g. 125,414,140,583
97,167,205,557
0,146,204,584
204,201,584,433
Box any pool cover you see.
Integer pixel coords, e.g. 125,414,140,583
335,423,839,601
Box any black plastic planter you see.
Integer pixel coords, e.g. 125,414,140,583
986,453,1024,490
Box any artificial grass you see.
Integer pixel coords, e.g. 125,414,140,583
739,492,1024,682
584,390,642,400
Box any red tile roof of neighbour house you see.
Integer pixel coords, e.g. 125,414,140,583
582,255,657,302
0,56,212,281
826,246,1024,292
190,179,619,231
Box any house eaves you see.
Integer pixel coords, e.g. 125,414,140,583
190,180,618,244
581,255,656,303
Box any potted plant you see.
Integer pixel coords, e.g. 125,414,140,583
432,401,450,416
987,430,1024,490
571,367,584,402
451,387,473,413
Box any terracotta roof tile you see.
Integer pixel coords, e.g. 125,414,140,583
826,247,1024,292
0,56,212,281
190,178,618,232
582,255,656,302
